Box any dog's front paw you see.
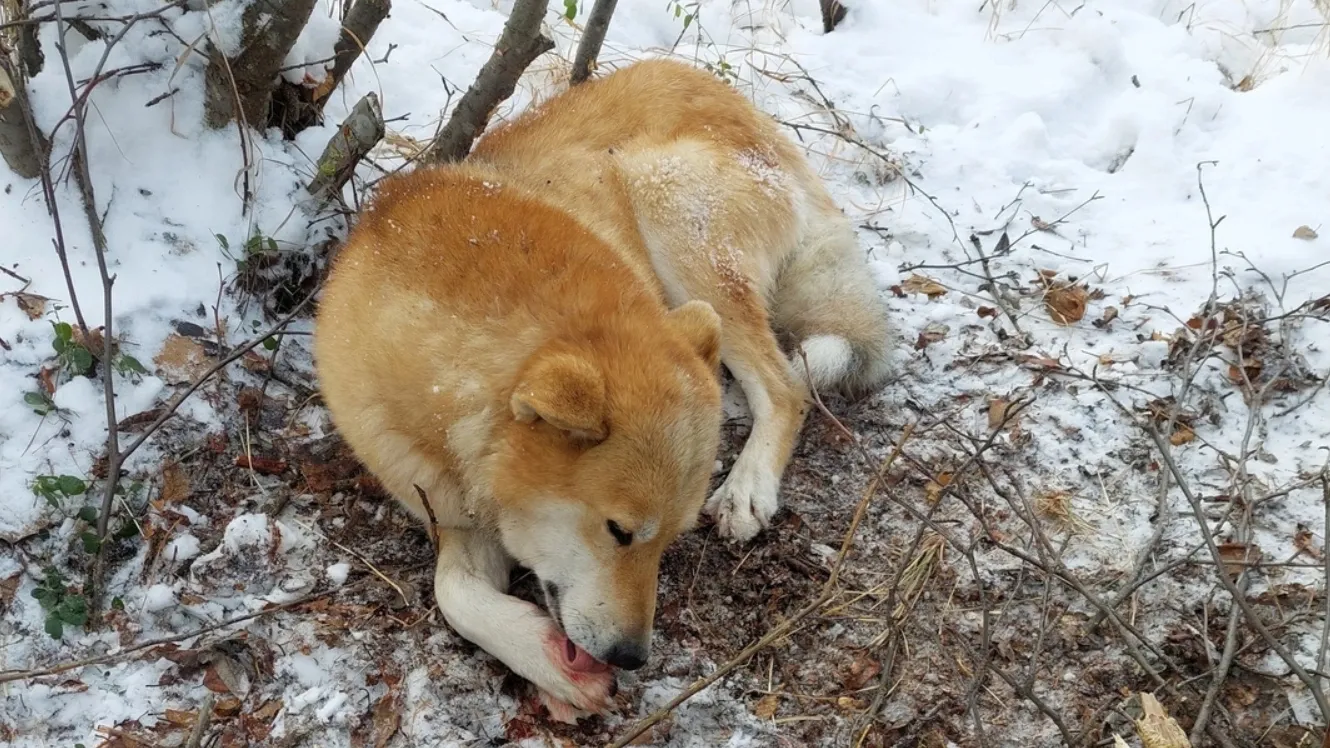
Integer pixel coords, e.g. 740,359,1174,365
705,459,779,542
533,627,617,720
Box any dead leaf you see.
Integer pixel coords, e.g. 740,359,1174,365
116,408,165,433
914,323,950,350
1217,542,1261,581
154,333,213,385
1294,524,1322,560
752,694,780,720
160,460,192,505
1093,306,1119,329
1031,216,1053,231
1134,692,1188,748
977,305,998,319
1234,74,1255,92
1293,225,1318,240
235,454,287,476
988,399,1013,430
366,687,401,748
202,665,232,693
925,473,954,504
0,572,19,613
37,365,57,395
1018,354,1063,371
900,274,948,300
14,292,48,320
214,697,243,718
1168,426,1195,446
1045,284,1088,325
844,655,882,691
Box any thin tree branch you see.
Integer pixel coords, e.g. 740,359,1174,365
569,0,617,85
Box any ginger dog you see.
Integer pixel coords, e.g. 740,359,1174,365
314,58,890,719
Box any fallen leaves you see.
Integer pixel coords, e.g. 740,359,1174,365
14,292,48,320
752,693,780,719
1217,542,1262,581
1292,225,1318,240
914,322,950,350
925,473,954,504
899,274,948,300
154,333,214,385
1044,282,1088,325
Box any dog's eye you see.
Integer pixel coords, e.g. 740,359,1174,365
606,520,633,546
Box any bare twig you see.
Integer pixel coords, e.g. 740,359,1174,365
423,0,553,163
184,693,215,748
569,0,618,85
608,422,916,748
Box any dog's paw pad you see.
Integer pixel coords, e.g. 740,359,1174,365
538,689,589,724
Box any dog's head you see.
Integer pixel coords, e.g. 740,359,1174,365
491,300,723,671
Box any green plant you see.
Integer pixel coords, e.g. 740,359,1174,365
31,474,88,508
24,390,57,416
563,0,578,20
668,0,698,30
31,567,88,640
113,353,148,380
216,230,281,272
51,321,94,377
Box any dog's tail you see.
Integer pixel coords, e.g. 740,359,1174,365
774,204,892,400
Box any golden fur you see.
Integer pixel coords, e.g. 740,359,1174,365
313,58,890,719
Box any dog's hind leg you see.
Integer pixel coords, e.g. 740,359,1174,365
432,529,616,721
772,201,892,400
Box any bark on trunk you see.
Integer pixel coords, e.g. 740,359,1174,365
569,0,617,85
423,0,552,164
203,0,319,130
306,91,384,205
820,0,847,33
0,52,46,179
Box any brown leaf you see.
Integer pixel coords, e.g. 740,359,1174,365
1093,306,1119,329
214,697,243,718
14,292,48,320
160,460,192,505
988,399,1013,431
0,572,20,613
900,274,948,300
367,687,401,748
1018,354,1063,371
1031,216,1053,231
914,323,950,350
844,655,883,690
154,333,213,385
1293,225,1318,240
1168,426,1195,446
925,473,954,504
976,305,998,319
1217,542,1261,581
202,664,232,693
116,408,165,433
37,365,58,395
235,454,287,475
1294,525,1322,560
752,694,780,720
1045,284,1088,325
1234,74,1255,92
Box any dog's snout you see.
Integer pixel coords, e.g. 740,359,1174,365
604,641,648,671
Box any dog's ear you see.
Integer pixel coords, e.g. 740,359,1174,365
511,350,608,442
666,300,722,369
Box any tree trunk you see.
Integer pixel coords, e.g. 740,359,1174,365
423,0,553,164
569,0,618,85
203,0,319,130
0,52,45,179
306,91,384,205
270,0,392,139
820,0,847,33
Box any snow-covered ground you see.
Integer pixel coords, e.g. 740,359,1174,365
2,0,1328,745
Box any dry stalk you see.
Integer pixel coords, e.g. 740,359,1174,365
607,422,916,748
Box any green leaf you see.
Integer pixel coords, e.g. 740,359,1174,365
58,476,87,496
117,354,148,374
267,237,279,253
683,12,693,30
111,597,125,611
57,596,88,626
564,0,577,20
31,587,52,605
115,521,139,540
215,234,229,251
24,391,50,407
45,614,64,640
53,321,73,342
262,336,278,351
77,506,98,523
81,531,102,554
70,347,93,373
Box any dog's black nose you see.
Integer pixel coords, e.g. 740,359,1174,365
605,642,648,670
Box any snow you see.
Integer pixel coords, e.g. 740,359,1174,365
1,0,1328,745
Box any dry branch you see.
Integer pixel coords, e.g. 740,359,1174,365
569,0,617,85
423,0,553,164
0,50,44,178
306,91,384,204
204,0,318,129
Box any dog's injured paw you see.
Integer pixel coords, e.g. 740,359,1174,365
534,626,617,720
705,459,779,542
